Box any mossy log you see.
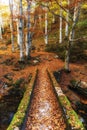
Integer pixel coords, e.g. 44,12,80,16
47,69,86,130
7,69,38,130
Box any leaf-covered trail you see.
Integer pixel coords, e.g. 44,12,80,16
24,68,66,130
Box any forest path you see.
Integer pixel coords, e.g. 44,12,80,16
23,68,66,130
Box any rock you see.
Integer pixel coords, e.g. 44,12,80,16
53,70,62,82
33,60,39,65
54,55,59,59
35,57,40,61
14,127,20,130
2,83,8,89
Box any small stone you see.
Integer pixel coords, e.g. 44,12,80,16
54,55,59,59
33,60,39,64
14,127,19,130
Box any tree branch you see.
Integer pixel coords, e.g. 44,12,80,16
41,3,70,24
70,36,87,42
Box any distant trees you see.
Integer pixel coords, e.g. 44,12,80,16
0,0,83,70
41,0,82,71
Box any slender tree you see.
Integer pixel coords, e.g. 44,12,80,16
19,0,24,61
59,0,62,43
9,0,14,52
41,0,82,71
26,0,31,59
17,19,20,47
44,3,48,45
65,0,70,37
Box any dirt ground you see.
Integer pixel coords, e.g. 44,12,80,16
0,42,86,101
0,44,87,98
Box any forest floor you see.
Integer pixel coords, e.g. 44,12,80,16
0,43,86,97
0,43,87,129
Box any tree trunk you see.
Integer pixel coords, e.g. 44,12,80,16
71,0,82,44
64,0,82,71
65,42,70,71
19,0,24,61
26,1,31,59
65,0,70,37
59,1,62,43
9,0,14,52
17,19,20,47
44,5,48,45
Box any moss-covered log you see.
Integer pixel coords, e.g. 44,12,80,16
47,69,86,130
7,69,38,130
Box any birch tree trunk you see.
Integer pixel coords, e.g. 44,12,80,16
17,19,20,47
44,5,48,45
19,0,24,61
65,0,70,37
9,0,14,52
65,0,82,71
26,0,31,59
59,1,62,43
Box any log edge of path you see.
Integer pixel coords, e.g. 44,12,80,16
22,68,66,130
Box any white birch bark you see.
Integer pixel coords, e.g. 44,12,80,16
70,1,82,43
17,19,20,47
59,1,62,43
9,0,14,52
65,0,70,37
44,4,48,45
19,0,24,61
26,0,31,58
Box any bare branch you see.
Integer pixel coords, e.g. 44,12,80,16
70,36,87,42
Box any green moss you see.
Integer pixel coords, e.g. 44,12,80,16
7,69,38,130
